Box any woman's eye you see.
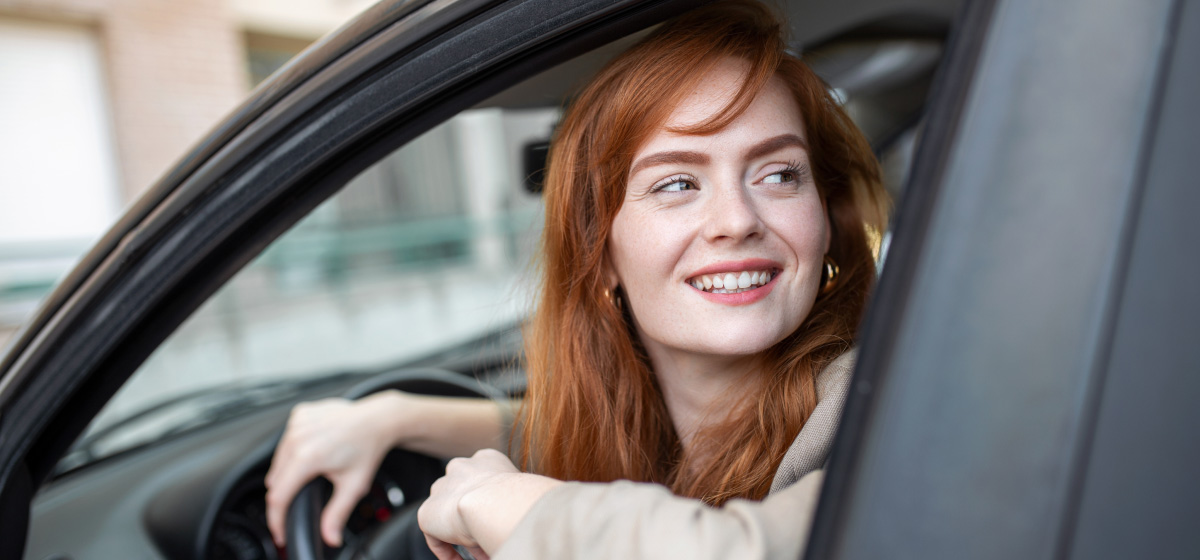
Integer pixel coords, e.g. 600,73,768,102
652,177,696,193
763,170,798,184
762,163,809,186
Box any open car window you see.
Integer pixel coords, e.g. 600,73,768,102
65,105,556,470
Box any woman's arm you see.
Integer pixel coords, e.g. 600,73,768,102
378,391,513,459
417,449,562,560
495,471,825,560
417,451,824,560
264,391,513,547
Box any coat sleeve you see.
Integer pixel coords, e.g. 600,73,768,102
492,469,826,560
491,349,855,560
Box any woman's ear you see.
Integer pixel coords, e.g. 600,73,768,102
824,211,833,255
817,188,833,255
602,252,621,291
606,270,621,292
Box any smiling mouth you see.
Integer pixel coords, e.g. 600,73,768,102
687,269,777,294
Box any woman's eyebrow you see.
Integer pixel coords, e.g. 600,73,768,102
629,151,709,177
744,133,808,161
629,134,808,177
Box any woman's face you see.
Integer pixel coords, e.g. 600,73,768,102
608,59,829,362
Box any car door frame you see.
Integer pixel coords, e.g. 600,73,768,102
0,0,695,556
807,0,1195,558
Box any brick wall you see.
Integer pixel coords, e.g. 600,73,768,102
0,0,247,201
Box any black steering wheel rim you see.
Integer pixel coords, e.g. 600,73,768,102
284,368,505,560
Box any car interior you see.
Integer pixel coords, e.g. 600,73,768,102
18,0,963,559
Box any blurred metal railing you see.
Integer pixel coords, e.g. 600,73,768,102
0,209,541,324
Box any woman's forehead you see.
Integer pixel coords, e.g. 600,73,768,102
641,69,807,156
661,58,754,128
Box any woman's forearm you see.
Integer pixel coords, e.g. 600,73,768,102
367,390,517,459
458,472,564,554
489,471,826,560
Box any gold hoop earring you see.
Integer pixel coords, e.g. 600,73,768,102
820,256,840,296
603,286,622,308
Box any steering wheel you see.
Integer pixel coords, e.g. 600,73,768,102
284,368,506,560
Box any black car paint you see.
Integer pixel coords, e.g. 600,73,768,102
814,0,1200,558
806,0,998,553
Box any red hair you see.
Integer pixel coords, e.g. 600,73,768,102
517,0,888,504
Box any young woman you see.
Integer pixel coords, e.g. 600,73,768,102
265,1,888,558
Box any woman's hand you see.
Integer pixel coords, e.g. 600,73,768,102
264,390,509,549
264,393,400,547
418,449,563,560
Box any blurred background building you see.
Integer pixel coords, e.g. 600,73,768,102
0,0,384,350
0,0,485,350
2,0,554,424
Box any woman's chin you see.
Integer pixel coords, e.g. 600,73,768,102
672,330,795,359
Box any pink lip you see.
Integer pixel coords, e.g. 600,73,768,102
687,258,781,278
686,258,782,307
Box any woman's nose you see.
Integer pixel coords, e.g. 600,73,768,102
702,183,764,243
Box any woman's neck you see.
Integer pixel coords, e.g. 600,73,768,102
644,344,761,452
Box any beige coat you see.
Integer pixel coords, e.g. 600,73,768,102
495,350,856,560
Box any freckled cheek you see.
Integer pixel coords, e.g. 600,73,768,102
763,204,828,258
609,214,692,291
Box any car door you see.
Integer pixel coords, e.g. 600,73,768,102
808,0,1200,558
0,1,697,556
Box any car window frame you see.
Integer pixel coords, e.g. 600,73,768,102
807,0,1187,558
0,1,695,556
804,0,998,555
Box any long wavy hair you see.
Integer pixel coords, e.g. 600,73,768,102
516,0,889,505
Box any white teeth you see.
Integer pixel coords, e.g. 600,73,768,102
687,269,775,294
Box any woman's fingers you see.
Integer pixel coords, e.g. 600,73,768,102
320,475,370,547
264,398,386,546
418,490,470,549
264,418,301,489
418,449,524,555
264,442,299,491
466,545,492,560
264,461,375,548
424,534,463,560
264,463,311,546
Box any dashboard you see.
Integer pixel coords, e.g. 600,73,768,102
22,323,523,560
24,374,444,560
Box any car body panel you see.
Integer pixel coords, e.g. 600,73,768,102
1068,2,1200,556
812,0,1198,558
